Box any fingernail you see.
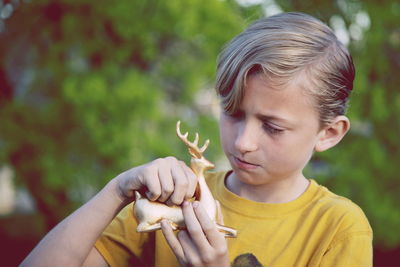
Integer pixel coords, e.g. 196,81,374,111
192,201,199,208
146,191,155,200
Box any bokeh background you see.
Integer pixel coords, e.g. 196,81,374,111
0,0,399,266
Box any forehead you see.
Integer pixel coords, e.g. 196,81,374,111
241,74,320,126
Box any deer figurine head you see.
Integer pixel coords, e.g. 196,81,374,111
176,120,215,177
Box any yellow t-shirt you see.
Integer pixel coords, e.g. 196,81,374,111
95,171,373,266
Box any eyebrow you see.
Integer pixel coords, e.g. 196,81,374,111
256,113,293,127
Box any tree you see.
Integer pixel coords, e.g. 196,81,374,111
0,0,244,230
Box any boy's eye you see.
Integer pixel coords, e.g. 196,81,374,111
263,123,284,135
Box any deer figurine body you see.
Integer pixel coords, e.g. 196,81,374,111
133,121,237,237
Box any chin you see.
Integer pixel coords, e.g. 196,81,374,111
232,169,265,185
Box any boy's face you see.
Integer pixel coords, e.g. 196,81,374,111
219,74,323,186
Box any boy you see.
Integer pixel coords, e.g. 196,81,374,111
22,12,372,266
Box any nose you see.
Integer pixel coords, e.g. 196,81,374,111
234,121,258,154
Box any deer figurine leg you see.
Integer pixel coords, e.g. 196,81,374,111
215,200,237,238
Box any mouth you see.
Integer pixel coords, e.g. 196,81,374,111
232,155,259,170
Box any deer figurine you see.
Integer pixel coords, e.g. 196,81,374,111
133,121,237,238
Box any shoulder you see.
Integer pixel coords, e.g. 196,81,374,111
204,170,228,185
205,170,228,181
204,170,229,194
311,180,372,238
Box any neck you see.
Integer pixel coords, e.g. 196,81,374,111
226,172,310,203
195,174,217,219
190,158,216,219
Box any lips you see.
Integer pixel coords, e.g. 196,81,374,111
232,155,259,170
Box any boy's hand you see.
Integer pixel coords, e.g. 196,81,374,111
161,201,230,267
116,157,197,205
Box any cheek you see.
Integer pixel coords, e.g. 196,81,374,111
219,116,234,149
270,134,315,167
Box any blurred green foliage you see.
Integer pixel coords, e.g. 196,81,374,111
0,0,244,229
0,0,399,252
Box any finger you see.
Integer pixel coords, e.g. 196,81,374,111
160,220,186,265
157,163,174,202
141,165,161,201
182,201,211,252
169,163,190,205
192,201,226,248
177,230,202,266
179,161,198,200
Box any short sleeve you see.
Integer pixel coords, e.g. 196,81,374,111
320,232,373,267
95,203,151,267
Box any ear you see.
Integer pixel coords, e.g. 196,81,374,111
315,116,350,152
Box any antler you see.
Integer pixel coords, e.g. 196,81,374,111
176,121,210,159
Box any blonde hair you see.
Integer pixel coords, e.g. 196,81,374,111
215,12,355,126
